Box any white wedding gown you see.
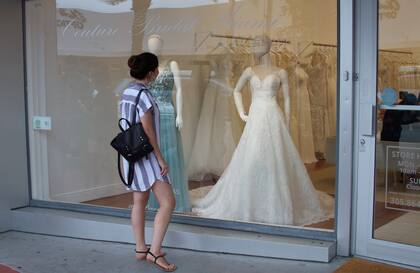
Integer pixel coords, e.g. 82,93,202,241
193,67,334,226
290,66,317,164
187,75,238,181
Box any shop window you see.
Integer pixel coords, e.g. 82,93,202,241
26,0,337,230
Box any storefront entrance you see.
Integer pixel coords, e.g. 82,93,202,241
355,0,420,267
22,0,420,266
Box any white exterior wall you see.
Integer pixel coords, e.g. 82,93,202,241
0,0,29,232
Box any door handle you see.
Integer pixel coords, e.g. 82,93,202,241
361,104,376,137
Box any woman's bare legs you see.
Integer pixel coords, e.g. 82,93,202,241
147,181,176,270
132,190,150,260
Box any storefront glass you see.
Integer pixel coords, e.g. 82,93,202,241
26,0,338,230
374,0,420,246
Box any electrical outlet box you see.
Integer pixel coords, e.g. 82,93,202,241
33,116,52,131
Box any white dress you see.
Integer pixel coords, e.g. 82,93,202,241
193,67,334,226
290,66,317,164
308,62,331,155
327,54,337,136
187,75,238,181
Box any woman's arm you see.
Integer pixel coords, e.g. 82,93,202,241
141,109,168,176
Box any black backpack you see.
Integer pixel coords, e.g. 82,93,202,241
110,88,154,187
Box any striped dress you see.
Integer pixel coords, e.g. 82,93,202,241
119,82,171,192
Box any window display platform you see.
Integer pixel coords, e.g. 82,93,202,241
11,207,335,262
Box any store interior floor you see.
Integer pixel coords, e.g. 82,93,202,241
83,160,337,229
81,160,416,233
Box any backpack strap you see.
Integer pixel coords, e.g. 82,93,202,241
131,87,146,125
117,154,135,187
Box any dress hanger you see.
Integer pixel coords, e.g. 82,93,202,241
208,41,234,55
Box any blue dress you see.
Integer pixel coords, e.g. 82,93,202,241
147,65,191,213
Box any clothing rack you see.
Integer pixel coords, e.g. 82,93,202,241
311,41,413,55
196,32,414,55
210,33,290,44
379,49,412,55
313,42,337,48
194,32,290,51
311,42,413,55
299,41,414,57
297,42,337,56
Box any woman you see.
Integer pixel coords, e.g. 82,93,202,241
119,52,176,272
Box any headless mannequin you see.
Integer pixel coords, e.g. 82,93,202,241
233,35,290,128
147,34,183,129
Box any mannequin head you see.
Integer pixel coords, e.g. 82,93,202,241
252,35,272,59
147,34,164,56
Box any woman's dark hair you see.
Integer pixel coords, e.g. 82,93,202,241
127,52,159,80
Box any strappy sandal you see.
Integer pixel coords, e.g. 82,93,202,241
135,247,166,260
147,251,177,272
134,248,149,260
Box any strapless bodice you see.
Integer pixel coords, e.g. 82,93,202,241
249,72,282,100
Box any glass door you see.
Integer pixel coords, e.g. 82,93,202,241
355,0,420,267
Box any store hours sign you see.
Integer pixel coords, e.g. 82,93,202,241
386,146,420,212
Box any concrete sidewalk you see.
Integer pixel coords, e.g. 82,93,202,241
0,231,347,273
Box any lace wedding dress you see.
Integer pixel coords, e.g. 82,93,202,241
193,67,334,226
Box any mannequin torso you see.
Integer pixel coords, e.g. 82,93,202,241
233,35,290,127
148,36,183,129
234,64,290,128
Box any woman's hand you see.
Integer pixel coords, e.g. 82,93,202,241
158,157,169,176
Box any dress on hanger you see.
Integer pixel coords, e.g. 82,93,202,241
193,67,334,226
187,68,238,181
290,66,317,164
308,60,331,156
327,54,337,136
147,64,191,213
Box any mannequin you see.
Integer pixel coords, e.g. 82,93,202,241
147,34,183,128
193,35,334,226
146,34,191,213
234,35,290,128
